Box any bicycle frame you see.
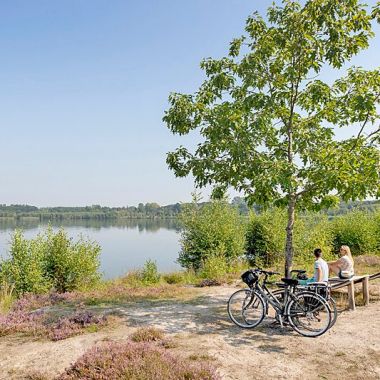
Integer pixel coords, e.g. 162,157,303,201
247,274,297,316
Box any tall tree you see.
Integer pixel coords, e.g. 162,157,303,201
164,0,380,277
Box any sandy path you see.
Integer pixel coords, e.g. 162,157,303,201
0,286,379,380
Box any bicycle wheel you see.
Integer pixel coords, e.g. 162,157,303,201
279,288,338,329
286,291,331,337
227,289,265,328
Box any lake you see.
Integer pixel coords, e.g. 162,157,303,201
0,219,182,279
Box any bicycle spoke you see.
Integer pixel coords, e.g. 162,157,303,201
287,292,331,337
227,289,265,329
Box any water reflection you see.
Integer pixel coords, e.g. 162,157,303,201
0,218,182,278
0,218,181,233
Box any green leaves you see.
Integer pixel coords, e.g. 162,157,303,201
0,228,101,295
178,200,246,270
164,0,380,211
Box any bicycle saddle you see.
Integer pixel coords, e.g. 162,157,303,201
281,278,299,286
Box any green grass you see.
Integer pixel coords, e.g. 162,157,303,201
0,282,15,313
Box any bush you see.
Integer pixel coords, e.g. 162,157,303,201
246,208,286,266
331,211,378,255
246,209,334,268
43,228,101,292
200,254,229,280
0,281,14,313
162,272,184,284
374,210,380,251
0,227,101,296
178,199,246,271
293,214,334,266
0,230,50,296
58,341,220,380
130,327,164,342
140,260,161,285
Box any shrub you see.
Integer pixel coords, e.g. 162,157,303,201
0,292,107,340
0,281,15,313
162,272,184,284
139,260,161,285
130,327,164,342
246,209,334,268
58,341,220,380
200,254,229,280
0,230,50,296
374,210,380,251
43,228,101,292
49,311,107,341
246,208,286,266
0,228,101,295
178,199,246,271
331,211,378,255
293,214,334,267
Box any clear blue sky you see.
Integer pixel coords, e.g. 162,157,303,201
0,0,378,207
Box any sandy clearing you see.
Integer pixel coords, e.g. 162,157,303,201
0,285,379,380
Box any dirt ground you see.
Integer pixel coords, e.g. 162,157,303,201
0,285,379,380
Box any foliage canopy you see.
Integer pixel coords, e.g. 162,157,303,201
164,0,380,275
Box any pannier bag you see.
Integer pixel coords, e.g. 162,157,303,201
241,270,258,286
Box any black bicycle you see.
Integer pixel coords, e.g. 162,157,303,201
273,269,338,328
227,269,332,337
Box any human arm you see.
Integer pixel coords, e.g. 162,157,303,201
316,266,323,282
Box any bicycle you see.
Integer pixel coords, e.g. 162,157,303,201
273,269,338,328
227,268,332,337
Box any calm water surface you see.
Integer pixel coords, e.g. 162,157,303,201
0,219,182,279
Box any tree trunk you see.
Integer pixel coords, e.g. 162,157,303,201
285,196,296,278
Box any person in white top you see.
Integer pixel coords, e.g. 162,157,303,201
299,248,329,285
328,245,354,279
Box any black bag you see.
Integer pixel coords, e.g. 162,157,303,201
241,270,258,286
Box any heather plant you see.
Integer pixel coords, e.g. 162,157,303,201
130,326,164,342
178,197,246,271
0,305,45,337
49,310,107,341
58,341,220,380
0,291,107,340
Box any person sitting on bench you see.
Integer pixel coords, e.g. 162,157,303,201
328,245,354,279
299,248,329,285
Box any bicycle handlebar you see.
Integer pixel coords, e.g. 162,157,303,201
253,268,280,276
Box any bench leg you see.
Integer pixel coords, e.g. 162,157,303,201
348,280,356,311
363,276,370,306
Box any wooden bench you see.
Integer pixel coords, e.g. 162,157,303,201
328,273,380,311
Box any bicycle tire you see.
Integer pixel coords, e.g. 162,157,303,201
273,288,338,329
227,288,266,329
286,291,331,337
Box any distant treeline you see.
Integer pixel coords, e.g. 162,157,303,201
0,198,379,220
